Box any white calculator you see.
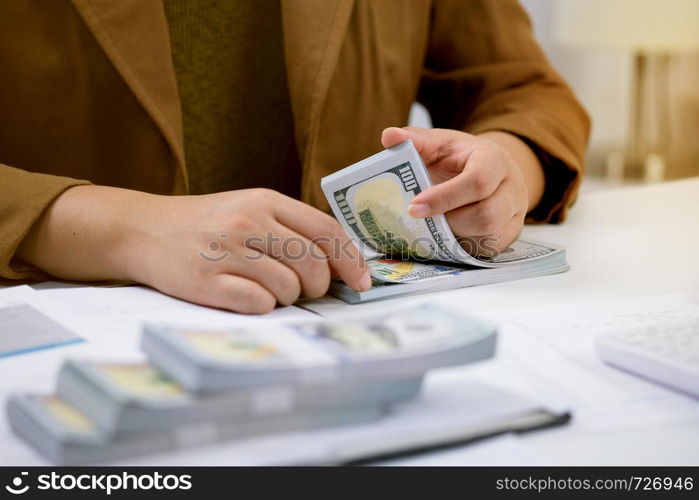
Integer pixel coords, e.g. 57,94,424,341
596,320,699,398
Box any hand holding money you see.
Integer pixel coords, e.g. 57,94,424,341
381,127,544,255
321,135,567,303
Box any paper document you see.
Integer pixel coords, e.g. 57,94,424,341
467,293,699,432
0,286,83,359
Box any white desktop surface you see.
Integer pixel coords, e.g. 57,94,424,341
1,178,698,465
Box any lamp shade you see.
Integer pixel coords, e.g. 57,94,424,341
554,0,699,52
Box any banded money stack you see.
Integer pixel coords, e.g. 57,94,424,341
7,304,496,465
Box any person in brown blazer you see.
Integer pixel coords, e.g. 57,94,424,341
0,0,589,313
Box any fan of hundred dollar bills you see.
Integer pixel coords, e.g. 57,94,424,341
321,140,569,303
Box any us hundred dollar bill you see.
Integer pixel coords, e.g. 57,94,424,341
321,140,558,276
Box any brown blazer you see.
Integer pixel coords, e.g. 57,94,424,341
0,0,590,281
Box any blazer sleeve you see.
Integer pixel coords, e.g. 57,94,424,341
0,164,90,281
418,0,591,223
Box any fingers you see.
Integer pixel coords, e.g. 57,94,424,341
226,251,302,306
380,129,529,260
201,274,277,314
381,127,473,166
444,182,519,237
382,127,516,218
444,178,526,257
409,148,507,217
497,215,525,253
248,223,332,299
271,195,371,292
460,215,525,257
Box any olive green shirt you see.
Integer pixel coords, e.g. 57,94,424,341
164,0,301,197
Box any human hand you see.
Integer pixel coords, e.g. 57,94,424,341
18,186,370,313
381,127,543,255
130,188,372,313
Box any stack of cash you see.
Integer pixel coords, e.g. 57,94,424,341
7,304,497,465
322,140,569,303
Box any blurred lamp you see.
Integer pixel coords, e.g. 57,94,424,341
554,0,699,182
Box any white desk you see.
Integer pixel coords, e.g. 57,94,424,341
1,178,698,465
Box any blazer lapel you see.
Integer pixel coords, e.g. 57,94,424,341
70,0,355,194
281,0,355,169
71,0,187,192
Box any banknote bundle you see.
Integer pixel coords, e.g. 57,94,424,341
322,140,569,303
8,304,497,464
54,360,422,433
140,304,495,391
7,393,383,466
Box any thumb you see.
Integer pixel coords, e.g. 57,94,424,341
381,127,412,148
